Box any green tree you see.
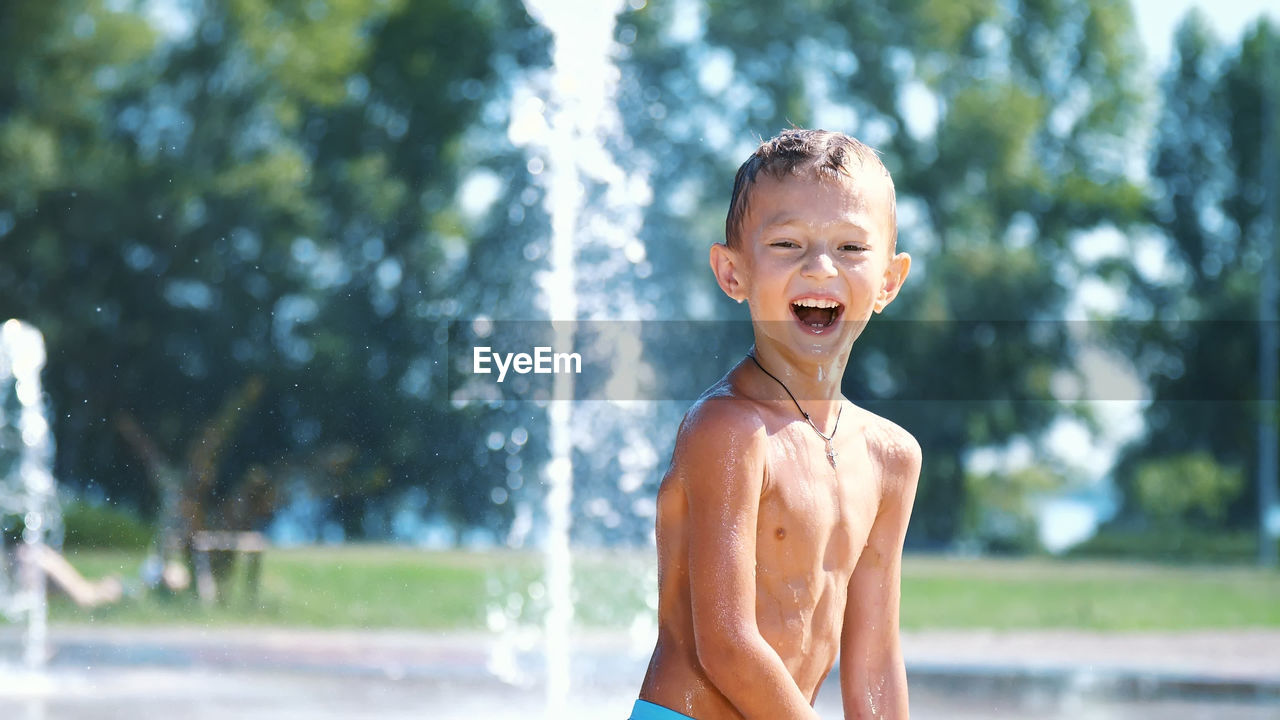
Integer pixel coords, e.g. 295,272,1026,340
0,0,530,536
1109,14,1278,536
1132,452,1244,529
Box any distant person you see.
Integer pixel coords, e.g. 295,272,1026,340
632,129,919,719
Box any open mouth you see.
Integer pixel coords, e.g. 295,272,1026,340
791,298,844,331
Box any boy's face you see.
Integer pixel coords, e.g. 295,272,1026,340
710,167,910,360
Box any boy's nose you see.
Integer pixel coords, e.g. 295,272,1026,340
802,249,838,278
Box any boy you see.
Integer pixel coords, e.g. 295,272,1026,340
633,129,919,720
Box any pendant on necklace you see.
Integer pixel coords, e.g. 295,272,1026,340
825,440,838,469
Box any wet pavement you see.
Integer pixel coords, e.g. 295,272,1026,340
0,626,1277,719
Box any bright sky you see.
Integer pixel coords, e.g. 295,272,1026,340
1131,0,1277,67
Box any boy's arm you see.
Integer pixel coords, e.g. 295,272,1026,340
840,427,921,720
680,402,822,720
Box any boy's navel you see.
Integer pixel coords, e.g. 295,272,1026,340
774,526,787,540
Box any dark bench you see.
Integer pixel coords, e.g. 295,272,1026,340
191,530,267,605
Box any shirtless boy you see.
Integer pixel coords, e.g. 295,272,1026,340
632,129,920,720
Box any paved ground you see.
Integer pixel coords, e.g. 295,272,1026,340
900,628,1280,684
1,626,1277,719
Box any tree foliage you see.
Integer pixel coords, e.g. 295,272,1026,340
0,0,534,537
1109,14,1278,534
2,0,1271,550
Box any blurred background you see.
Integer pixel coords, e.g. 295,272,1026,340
1,0,1278,717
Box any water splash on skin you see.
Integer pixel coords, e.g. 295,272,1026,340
872,675,888,717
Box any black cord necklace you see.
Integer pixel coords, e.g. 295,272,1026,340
748,353,841,468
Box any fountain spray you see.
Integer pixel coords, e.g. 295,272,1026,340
515,0,631,714
0,319,59,670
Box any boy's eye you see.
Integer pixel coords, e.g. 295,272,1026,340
841,244,868,252
770,240,799,248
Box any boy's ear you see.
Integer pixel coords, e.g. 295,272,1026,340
709,242,748,303
874,251,911,313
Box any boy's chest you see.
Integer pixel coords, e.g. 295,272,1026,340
758,427,880,549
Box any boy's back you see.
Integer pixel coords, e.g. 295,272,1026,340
632,129,919,720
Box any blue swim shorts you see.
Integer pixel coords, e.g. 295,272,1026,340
629,698,695,720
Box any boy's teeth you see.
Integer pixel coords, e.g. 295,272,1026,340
791,300,841,329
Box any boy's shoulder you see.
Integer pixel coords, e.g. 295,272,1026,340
847,402,922,491
659,383,772,500
676,381,769,447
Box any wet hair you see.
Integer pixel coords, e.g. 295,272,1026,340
725,128,897,250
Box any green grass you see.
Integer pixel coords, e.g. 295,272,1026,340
49,545,652,630
44,546,1280,631
900,555,1280,630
